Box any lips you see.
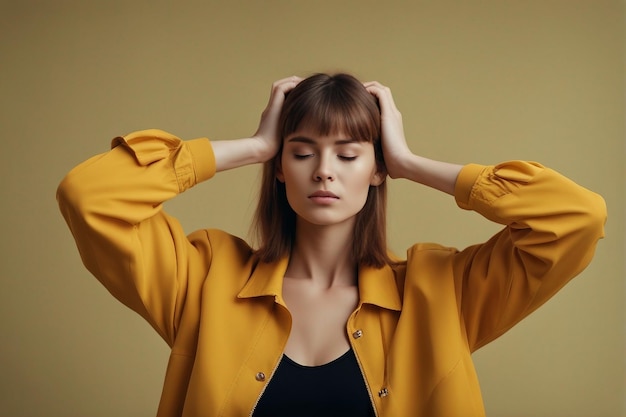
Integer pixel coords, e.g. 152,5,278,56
308,190,339,199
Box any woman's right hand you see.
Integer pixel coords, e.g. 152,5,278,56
253,76,302,162
212,76,301,172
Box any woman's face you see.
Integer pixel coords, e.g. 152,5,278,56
277,126,384,228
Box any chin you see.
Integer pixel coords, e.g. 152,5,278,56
296,214,357,228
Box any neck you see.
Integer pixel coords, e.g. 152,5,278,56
286,218,357,288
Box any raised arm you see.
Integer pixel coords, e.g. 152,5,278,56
212,76,301,172
364,81,462,194
365,81,606,351
56,77,301,345
57,130,216,345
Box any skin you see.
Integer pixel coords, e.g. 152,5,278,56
277,128,384,228
277,128,384,365
211,76,463,366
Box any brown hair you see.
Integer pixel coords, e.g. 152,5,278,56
252,73,392,267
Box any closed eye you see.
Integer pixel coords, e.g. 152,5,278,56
338,155,358,161
294,154,313,160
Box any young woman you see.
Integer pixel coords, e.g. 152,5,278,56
57,73,606,417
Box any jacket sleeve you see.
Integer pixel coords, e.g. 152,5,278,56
56,129,216,346
452,161,606,352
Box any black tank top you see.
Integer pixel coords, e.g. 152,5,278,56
252,349,376,417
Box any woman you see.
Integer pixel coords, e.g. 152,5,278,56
57,73,606,417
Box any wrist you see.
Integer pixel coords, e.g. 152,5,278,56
251,136,279,163
385,151,416,180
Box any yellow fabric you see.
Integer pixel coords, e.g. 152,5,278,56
57,130,606,417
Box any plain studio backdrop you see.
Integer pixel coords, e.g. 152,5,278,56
1,1,623,416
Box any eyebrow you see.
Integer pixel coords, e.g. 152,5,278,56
286,136,360,145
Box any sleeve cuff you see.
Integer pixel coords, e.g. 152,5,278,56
454,163,487,210
187,137,216,184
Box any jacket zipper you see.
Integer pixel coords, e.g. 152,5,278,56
248,303,291,417
351,338,380,417
348,306,380,417
248,352,283,417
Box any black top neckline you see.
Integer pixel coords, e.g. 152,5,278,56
282,349,352,369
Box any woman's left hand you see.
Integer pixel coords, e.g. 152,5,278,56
364,81,414,179
365,81,462,195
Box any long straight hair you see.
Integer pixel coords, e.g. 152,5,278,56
252,73,392,268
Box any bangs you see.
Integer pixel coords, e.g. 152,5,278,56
280,73,381,144
298,96,379,143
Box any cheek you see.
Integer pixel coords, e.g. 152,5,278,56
353,159,379,186
280,164,307,203
281,163,302,185
278,153,305,184
348,166,377,203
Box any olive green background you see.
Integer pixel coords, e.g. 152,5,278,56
1,1,624,416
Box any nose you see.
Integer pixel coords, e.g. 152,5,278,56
313,155,335,182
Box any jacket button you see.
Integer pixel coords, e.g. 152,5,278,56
255,372,266,382
378,388,389,398
352,329,363,339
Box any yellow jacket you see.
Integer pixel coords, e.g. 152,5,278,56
57,130,606,417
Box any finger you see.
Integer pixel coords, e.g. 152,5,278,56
271,76,302,94
363,81,391,101
267,76,302,107
363,80,385,88
364,83,399,114
363,81,392,94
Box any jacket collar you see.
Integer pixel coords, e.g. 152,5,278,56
237,257,402,312
237,257,290,306
358,263,402,311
